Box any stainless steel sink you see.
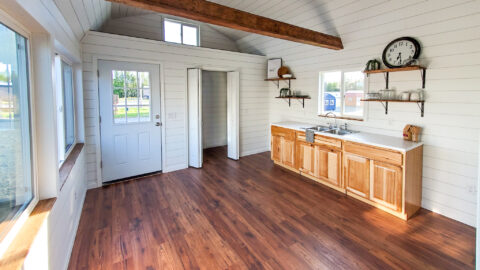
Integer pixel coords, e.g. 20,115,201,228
303,126,359,136
322,129,358,135
304,126,331,132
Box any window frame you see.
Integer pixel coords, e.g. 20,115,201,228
318,69,366,120
111,69,153,125
54,55,77,165
163,18,200,47
0,10,39,256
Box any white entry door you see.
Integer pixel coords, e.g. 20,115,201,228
99,60,162,182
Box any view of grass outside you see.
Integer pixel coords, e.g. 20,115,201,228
111,70,151,123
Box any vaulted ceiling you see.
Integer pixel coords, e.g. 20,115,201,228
53,0,341,49
53,0,111,41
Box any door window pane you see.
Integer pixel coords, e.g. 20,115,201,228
182,25,198,46
322,71,341,113
126,106,139,123
344,71,364,116
164,20,181,43
111,70,151,124
0,23,33,240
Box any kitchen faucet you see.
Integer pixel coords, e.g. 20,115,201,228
325,112,337,129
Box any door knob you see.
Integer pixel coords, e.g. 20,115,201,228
155,122,162,126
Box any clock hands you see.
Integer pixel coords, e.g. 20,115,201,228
396,52,402,65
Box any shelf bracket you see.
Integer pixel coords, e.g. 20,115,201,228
417,101,425,117
380,101,388,115
296,98,306,108
420,68,426,89
383,72,389,89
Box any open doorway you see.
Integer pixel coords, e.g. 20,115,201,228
187,68,239,168
202,71,228,151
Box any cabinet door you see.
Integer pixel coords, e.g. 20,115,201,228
271,135,281,163
371,161,402,211
344,153,370,198
281,138,295,168
317,147,342,187
297,141,315,176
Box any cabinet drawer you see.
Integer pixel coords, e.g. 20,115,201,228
271,126,295,140
297,132,342,149
344,142,403,166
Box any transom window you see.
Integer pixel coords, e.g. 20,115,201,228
318,70,365,118
164,18,199,46
112,70,151,124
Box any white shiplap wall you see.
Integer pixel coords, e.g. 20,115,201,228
235,0,480,226
101,13,239,52
53,0,111,41
202,71,228,149
82,31,268,188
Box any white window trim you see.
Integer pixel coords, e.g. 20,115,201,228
318,68,366,120
163,18,200,47
0,10,39,258
54,54,77,166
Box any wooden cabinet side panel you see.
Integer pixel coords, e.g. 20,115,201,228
271,135,281,162
404,145,423,218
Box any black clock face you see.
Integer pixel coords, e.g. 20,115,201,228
382,37,421,68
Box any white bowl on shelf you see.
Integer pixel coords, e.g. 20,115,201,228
282,74,293,78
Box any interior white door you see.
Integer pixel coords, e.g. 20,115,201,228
227,71,240,160
188,68,203,168
98,60,162,182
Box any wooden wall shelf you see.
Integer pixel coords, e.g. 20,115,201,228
363,65,426,89
361,99,425,117
276,96,311,108
266,77,296,88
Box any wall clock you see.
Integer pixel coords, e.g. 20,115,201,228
382,37,421,68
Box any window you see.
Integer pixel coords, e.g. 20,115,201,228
0,22,34,242
319,70,365,118
112,70,151,124
164,19,199,46
55,56,76,163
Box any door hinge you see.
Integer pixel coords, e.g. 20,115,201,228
97,70,99,77
99,116,101,124
100,161,102,168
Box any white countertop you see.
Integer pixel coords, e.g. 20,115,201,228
272,121,423,152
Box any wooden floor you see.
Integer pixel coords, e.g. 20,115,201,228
68,147,475,270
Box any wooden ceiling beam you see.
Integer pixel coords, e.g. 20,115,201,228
106,0,344,50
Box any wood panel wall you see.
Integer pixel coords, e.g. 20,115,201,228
81,31,269,188
235,0,480,226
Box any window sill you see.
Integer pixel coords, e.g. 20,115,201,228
59,143,84,190
0,198,56,269
318,114,364,121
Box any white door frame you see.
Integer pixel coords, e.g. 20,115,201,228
187,65,240,166
92,56,166,188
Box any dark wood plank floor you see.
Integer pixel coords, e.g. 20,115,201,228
68,147,475,270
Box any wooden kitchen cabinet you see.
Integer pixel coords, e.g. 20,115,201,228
344,153,370,198
271,126,296,169
317,147,341,188
370,161,402,211
271,125,423,220
297,141,316,177
281,138,295,168
296,132,343,191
